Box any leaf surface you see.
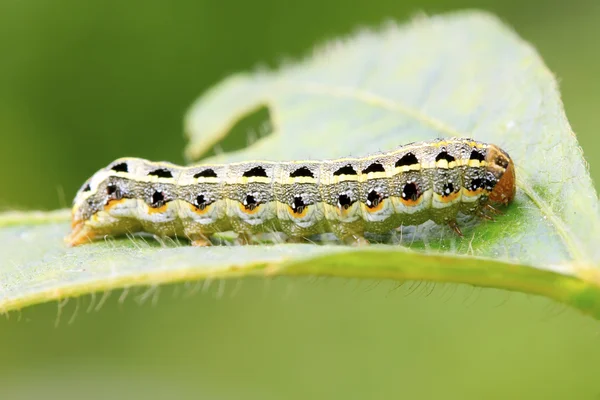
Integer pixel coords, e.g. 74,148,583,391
3,11,600,316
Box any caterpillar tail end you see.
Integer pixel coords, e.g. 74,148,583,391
65,220,96,247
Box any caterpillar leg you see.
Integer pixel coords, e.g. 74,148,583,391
342,234,370,247
191,235,212,247
286,235,312,244
448,220,464,237
235,232,254,245
485,204,503,215
477,211,495,221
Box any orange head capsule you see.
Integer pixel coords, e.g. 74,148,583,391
486,144,516,205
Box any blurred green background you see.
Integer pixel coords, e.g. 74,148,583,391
1,0,599,399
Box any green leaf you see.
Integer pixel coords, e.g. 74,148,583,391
2,10,600,317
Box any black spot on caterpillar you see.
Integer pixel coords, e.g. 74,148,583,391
110,162,129,173
194,169,218,179
395,152,419,168
148,168,173,178
362,162,386,175
333,164,357,176
435,151,455,164
290,166,314,178
242,166,268,178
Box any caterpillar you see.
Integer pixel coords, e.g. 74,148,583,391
66,138,516,247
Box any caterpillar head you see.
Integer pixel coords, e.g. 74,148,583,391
486,144,516,205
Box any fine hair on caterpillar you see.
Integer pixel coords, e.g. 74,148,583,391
66,138,516,247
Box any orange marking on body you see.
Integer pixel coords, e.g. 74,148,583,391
339,208,351,218
189,202,210,215
289,205,309,219
147,204,169,214
336,204,356,218
463,187,484,197
365,198,385,213
104,198,127,211
239,202,260,215
438,190,460,203
400,195,423,207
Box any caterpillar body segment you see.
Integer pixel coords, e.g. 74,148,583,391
67,138,516,246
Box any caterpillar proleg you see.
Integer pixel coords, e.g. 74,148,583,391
66,138,516,246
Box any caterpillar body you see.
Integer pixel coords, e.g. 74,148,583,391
66,138,516,247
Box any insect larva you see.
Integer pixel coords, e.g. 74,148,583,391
66,138,516,246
